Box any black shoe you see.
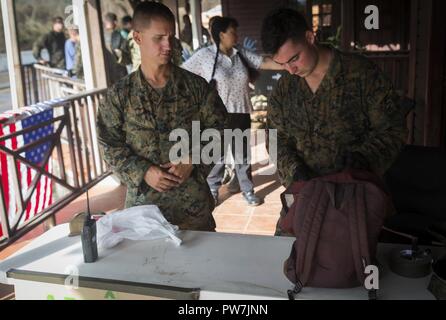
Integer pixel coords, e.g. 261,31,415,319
242,191,261,206
210,189,219,206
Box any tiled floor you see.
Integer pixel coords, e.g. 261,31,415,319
210,130,284,234
214,172,284,235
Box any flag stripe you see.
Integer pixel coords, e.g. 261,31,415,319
4,125,17,222
0,107,54,233
0,123,8,238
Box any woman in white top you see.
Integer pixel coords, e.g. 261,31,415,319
182,16,283,206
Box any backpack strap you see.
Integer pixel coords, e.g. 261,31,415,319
297,180,331,285
287,180,332,299
345,183,378,299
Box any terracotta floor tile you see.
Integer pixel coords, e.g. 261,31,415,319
214,215,250,231
245,215,279,233
251,203,282,216
213,201,252,216
0,240,31,260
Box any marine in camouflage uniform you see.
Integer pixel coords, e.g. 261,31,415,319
268,47,408,234
97,65,228,231
73,43,83,80
32,30,67,69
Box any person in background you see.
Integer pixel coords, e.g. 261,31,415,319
121,15,133,40
103,12,131,84
121,15,134,74
180,14,193,49
182,16,283,207
73,40,83,80
33,17,67,69
127,30,140,72
65,26,80,76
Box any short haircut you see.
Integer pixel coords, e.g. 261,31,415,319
261,8,310,54
68,25,79,33
132,2,175,31
52,16,64,25
105,12,118,23
121,15,133,25
210,16,238,45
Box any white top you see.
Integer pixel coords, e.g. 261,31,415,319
182,44,263,114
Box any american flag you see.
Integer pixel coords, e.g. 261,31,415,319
0,107,53,237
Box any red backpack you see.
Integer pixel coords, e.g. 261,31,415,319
280,170,391,299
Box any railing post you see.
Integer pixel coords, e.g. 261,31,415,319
31,65,39,104
0,181,11,239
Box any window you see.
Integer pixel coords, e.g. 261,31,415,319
311,3,332,33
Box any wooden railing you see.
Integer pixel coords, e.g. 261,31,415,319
0,89,109,250
21,64,86,106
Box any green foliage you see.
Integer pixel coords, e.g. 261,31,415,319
0,0,71,52
320,26,342,49
15,0,72,51
0,0,133,53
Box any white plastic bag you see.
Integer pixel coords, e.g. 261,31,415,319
96,205,182,249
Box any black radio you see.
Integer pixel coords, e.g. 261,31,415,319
80,189,98,263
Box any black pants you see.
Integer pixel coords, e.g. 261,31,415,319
207,113,254,193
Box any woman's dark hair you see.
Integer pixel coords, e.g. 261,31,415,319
52,16,64,25
121,15,133,25
209,16,238,81
133,1,175,31
104,12,118,23
261,8,310,54
210,16,238,46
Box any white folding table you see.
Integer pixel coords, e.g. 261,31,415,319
0,224,439,300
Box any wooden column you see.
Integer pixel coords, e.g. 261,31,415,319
1,0,25,110
340,0,355,52
408,0,418,100
423,0,446,147
73,0,107,90
190,0,203,50
73,0,106,174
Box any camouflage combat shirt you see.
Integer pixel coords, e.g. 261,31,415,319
97,64,228,231
267,47,408,188
32,31,67,69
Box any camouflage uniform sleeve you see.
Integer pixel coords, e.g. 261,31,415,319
32,34,48,61
173,38,184,66
73,43,83,79
197,82,228,177
118,35,132,66
352,62,408,175
128,32,141,71
97,89,154,189
267,79,314,188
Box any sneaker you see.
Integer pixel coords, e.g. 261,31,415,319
210,189,219,206
242,191,262,206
